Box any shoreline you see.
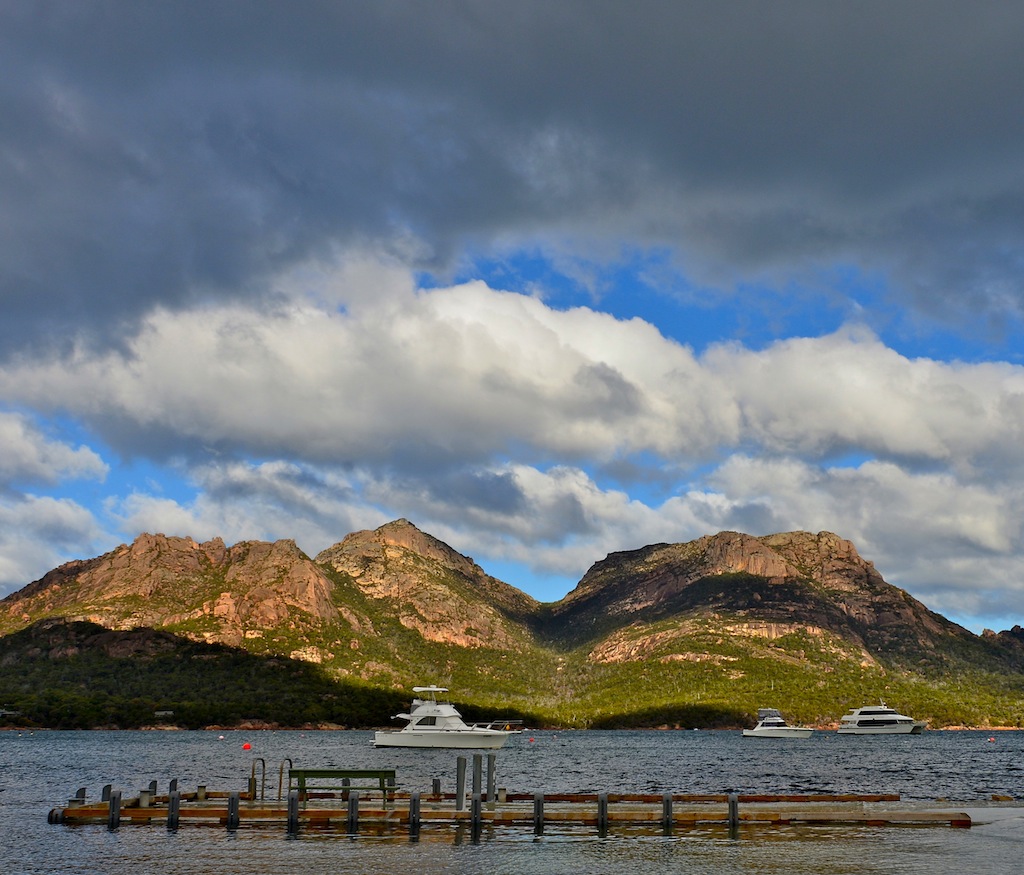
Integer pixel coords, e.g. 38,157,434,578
4,723,1024,732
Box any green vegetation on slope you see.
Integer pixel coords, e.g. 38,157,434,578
0,619,409,729
8,609,1023,730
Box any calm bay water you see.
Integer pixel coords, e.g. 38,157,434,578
2,729,1023,874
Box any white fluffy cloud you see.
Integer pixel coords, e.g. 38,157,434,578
2,264,1024,628
3,266,1023,477
105,460,389,557
0,494,106,594
0,412,109,591
706,332,1024,474
0,412,107,485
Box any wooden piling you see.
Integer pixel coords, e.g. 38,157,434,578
472,754,482,797
167,790,180,830
227,792,240,829
346,790,359,834
287,789,299,834
471,793,482,841
107,790,121,830
455,757,466,812
597,793,609,834
409,791,421,838
486,754,497,809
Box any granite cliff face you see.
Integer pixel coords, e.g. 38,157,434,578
315,518,539,650
0,520,541,658
0,522,1012,680
548,530,964,659
1,533,348,649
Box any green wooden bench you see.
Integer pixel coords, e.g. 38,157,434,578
287,769,397,808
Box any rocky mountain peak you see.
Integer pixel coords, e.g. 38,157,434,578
558,530,876,613
548,528,963,659
1,532,344,649
316,519,538,649
318,518,479,579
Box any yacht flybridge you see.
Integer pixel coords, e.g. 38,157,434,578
372,686,522,749
837,702,926,735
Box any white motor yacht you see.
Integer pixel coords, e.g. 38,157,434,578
372,686,521,749
742,708,814,738
837,701,926,735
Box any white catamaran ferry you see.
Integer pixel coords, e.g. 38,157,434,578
837,702,926,735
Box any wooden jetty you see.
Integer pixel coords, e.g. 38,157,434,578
49,785,974,834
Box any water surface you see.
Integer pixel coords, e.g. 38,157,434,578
3,729,1022,874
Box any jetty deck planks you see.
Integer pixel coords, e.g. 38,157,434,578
50,789,974,831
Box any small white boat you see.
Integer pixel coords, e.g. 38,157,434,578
372,686,521,749
837,701,926,735
742,708,814,738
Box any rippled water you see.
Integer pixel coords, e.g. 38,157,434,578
3,729,1023,874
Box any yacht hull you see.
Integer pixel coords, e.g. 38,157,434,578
837,722,925,735
742,727,814,738
372,730,509,749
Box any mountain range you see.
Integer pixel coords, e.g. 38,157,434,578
3,520,1023,729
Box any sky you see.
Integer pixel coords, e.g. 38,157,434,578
3,1,1024,634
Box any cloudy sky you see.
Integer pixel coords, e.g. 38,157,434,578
4,1,1024,633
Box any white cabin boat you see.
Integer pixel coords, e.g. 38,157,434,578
837,702,926,735
742,708,814,738
372,686,521,749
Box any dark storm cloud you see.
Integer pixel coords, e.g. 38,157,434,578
4,0,1024,353
419,469,527,516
